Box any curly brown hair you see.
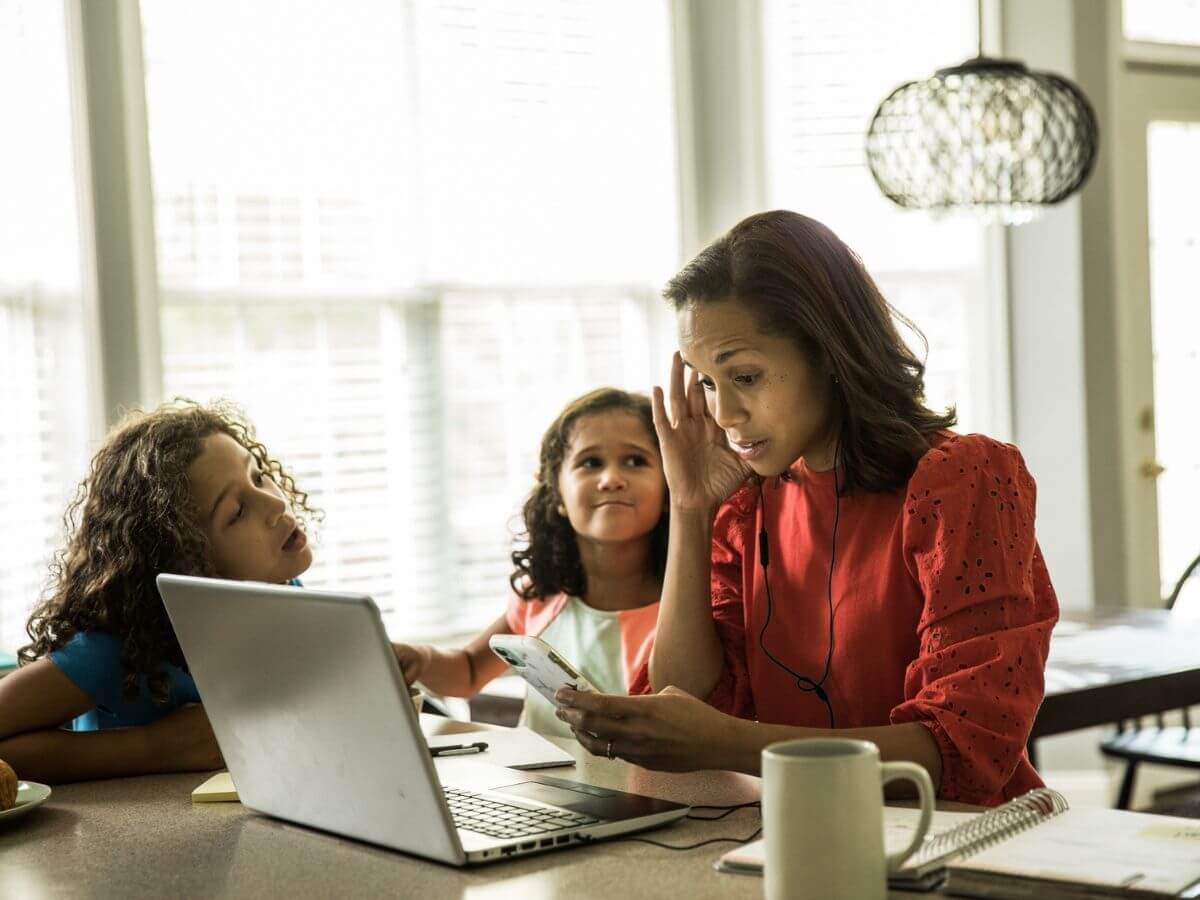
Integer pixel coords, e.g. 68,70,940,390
664,210,957,494
509,388,668,601
19,399,319,703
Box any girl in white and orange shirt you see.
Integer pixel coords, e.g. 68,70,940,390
393,387,668,737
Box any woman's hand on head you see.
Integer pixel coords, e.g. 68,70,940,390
553,685,752,773
148,704,224,773
652,352,751,513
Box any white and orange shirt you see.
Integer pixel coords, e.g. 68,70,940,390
505,593,658,738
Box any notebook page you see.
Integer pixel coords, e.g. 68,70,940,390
425,725,575,770
719,807,979,873
886,807,981,869
192,771,239,803
951,808,1200,895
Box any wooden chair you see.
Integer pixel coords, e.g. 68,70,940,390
1099,551,1200,809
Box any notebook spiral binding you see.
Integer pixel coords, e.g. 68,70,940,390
907,788,1069,869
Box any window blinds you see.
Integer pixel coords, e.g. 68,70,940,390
142,0,677,640
0,0,91,653
762,0,998,433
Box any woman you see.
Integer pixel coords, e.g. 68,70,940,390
554,210,1058,806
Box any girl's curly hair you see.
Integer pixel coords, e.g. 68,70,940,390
509,388,668,601
19,399,320,703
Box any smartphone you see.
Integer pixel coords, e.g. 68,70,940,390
488,635,597,707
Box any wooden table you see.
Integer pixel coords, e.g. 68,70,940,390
1034,609,1200,739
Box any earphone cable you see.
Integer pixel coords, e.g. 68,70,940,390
755,452,840,729
685,800,761,821
597,826,763,852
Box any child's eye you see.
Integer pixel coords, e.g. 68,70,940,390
624,454,649,467
578,456,602,469
228,504,243,526
698,376,715,391
253,468,265,486
733,372,758,386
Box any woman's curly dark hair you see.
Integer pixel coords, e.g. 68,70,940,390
509,388,668,601
19,399,320,703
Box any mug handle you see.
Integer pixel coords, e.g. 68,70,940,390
879,762,935,873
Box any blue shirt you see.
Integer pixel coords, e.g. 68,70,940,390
49,578,304,731
49,631,199,731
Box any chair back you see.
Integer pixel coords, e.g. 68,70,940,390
1165,551,1200,611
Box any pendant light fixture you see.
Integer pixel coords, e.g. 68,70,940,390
865,0,1099,224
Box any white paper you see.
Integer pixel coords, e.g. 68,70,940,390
953,807,1200,895
720,806,980,871
424,724,575,770
1049,624,1200,669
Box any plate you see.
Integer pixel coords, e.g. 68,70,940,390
0,781,52,823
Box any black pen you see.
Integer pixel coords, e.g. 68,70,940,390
430,741,488,758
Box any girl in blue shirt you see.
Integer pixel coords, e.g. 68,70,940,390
0,401,317,783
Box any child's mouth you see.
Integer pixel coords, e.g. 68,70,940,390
282,528,307,552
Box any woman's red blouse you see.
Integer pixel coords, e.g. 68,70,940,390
635,432,1058,806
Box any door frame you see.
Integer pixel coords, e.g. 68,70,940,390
1108,1,1200,606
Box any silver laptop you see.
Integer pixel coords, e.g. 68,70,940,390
156,574,689,865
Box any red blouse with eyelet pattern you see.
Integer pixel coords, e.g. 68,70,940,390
631,432,1058,807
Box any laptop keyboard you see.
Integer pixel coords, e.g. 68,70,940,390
443,787,600,840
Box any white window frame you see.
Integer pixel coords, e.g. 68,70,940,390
67,1,1014,639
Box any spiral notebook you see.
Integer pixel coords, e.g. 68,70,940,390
718,788,1200,897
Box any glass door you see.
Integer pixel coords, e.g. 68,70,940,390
1145,121,1200,606
1114,3,1200,608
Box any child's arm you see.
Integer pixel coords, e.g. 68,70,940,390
392,612,512,697
0,659,222,784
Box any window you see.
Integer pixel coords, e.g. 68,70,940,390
1123,0,1200,46
0,0,92,654
140,0,678,639
761,0,1008,436
0,1,1022,653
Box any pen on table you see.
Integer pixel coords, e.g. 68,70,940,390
430,742,488,758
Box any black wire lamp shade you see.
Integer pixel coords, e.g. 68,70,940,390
865,57,1100,224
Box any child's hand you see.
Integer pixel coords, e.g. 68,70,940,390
148,703,224,773
391,643,429,685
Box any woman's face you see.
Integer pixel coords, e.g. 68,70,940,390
678,297,836,477
188,432,313,583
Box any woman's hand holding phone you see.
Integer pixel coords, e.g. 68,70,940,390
553,686,756,772
488,635,596,708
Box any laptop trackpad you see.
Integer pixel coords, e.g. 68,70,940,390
494,781,603,813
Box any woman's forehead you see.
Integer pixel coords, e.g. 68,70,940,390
676,299,788,366
677,297,754,342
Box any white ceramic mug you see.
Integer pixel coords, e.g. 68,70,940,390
762,738,934,900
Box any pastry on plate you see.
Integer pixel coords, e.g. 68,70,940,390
0,759,17,811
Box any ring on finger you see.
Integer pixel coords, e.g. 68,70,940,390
605,739,615,760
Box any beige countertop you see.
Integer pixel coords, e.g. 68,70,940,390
1,718,766,900
0,717,970,899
